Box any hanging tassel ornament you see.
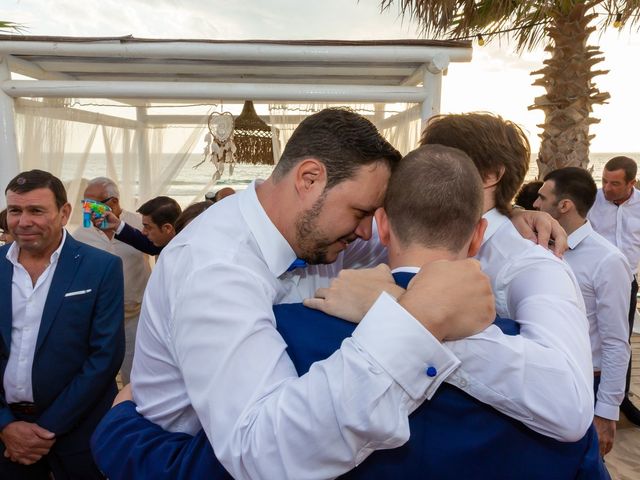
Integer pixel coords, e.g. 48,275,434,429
196,111,237,182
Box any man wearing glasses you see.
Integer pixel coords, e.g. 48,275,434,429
73,177,152,384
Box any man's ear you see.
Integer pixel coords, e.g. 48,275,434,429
374,208,391,247
467,218,487,257
60,203,72,227
161,223,175,235
294,159,327,202
558,198,574,214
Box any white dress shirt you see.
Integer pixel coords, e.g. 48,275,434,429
450,209,594,440
588,188,640,272
4,230,66,403
132,181,460,480
73,210,151,317
564,221,632,420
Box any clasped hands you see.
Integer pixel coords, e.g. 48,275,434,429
0,421,55,465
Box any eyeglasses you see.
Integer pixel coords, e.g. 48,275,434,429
100,197,115,204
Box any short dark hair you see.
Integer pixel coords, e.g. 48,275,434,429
6,169,67,208
272,108,402,189
515,181,544,210
384,144,483,252
174,200,213,234
605,156,637,182
137,196,182,227
420,112,530,217
543,167,597,218
0,209,7,231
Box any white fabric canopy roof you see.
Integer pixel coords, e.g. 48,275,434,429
0,35,473,212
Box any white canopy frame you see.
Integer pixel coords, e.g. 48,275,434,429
0,36,473,208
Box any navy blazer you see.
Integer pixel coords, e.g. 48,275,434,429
0,232,125,454
115,222,162,256
92,272,607,479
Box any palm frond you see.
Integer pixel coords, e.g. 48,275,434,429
0,21,24,33
382,1,640,51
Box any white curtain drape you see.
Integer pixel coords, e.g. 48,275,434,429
13,99,420,229
268,102,421,158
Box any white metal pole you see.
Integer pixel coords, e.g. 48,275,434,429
0,55,19,208
420,54,450,128
0,41,473,64
136,106,151,205
2,80,426,103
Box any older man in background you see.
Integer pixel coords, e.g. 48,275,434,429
73,177,151,384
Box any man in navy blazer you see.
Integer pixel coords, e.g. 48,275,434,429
92,146,607,479
100,195,182,256
1,170,125,479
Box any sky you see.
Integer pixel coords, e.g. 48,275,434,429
2,0,640,153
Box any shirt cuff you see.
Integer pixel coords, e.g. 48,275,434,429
595,400,620,421
115,220,125,235
352,292,460,401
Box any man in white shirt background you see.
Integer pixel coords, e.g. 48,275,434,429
73,177,151,384
535,166,632,456
588,156,640,425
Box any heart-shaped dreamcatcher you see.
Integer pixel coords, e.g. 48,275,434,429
199,111,237,181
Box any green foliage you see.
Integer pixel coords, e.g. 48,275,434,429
0,21,23,33
382,1,640,52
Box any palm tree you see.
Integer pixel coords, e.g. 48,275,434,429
383,1,640,177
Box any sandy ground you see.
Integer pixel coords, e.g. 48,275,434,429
603,333,640,480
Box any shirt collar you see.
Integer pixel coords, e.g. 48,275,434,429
626,188,640,206
567,220,593,250
481,208,508,246
6,229,67,267
391,266,420,274
238,180,298,278
603,186,640,207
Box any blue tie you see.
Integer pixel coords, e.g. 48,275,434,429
287,258,308,272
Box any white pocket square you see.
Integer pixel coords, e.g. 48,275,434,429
64,289,92,297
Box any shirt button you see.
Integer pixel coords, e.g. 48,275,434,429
425,366,438,377
459,378,468,387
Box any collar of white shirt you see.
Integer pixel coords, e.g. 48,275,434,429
602,186,640,207
391,266,420,275
620,186,640,207
567,221,593,250
6,229,67,267
239,180,298,278
481,208,508,246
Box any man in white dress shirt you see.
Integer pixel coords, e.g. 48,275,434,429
417,113,594,435
535,166,631,456
73,177,151,384
588,155,640,425
131,108,497,480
